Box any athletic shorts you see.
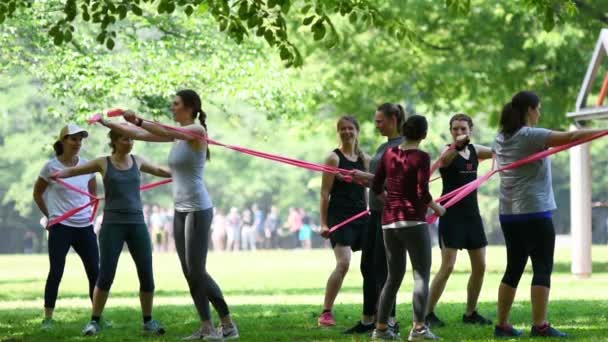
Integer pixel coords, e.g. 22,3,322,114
438,213,487,250
328,209,368,251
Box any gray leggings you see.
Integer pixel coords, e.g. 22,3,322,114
377,224,431,325
174,208,230,321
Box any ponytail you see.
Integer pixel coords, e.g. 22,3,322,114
500,91,540,137
377,103,406,129
176,89,210,161
197,109,211,161
53,141,63,156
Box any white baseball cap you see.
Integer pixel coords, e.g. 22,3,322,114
57,123,89,141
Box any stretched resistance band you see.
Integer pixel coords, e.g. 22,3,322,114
426,130,608,224
106,110,366,182
47,174,173,229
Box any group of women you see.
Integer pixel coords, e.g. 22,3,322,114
32,88,606,341
317,91,606,341
33,90,238,340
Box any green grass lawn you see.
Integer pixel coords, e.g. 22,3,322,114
0,246,607,341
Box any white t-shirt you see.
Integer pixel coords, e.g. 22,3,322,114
39,157,96,227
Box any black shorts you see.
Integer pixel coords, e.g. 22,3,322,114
438,214,487,250
328,210,368,251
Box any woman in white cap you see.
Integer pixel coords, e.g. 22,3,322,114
33,124,100,330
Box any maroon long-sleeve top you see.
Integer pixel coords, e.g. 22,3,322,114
371,147,433,225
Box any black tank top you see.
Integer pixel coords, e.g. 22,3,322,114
328,149,366,213
439,144,480,216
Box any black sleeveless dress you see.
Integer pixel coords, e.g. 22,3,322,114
328,149,368,251
438,145,488,250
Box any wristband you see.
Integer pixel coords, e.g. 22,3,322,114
136,118,143,127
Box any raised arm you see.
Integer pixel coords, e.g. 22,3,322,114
123,111,206,142
319,152,339,238
438,135,470,168
546,128,607,148
54,158,104,179
473,144,494,160
99,118,173,143
135,155,172,178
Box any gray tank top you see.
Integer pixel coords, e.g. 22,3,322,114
168,140,213,212
103,155,145,224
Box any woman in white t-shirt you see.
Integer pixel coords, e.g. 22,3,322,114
33,124,100,330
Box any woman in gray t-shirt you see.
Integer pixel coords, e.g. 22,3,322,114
492,91,606,338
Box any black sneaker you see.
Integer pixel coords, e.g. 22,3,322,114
343,320,375,334
494,324,523,338
463,311,492,325
389,321,400,335
425,312,445,328
530,323,567,338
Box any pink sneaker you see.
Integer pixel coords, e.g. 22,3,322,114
318,311,336,327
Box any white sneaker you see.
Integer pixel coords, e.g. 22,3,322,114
408,326,440,341
182,327,223,340
219,323,240,340
82,320,101,336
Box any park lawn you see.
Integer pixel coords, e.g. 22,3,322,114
0,246,607,341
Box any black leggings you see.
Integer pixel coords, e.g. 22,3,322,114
96,223,155,292
377,225,431,325
174,209,230,321
360,210,396,317
45,224,99,308
500,217,555,288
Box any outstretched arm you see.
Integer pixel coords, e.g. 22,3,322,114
53,158,103,179
136,156,172,178
99,118,173,143
473,144,494,160
546,128,607,148
123,111,206,142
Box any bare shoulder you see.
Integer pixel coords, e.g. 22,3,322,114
183,123,206,135
325,151,339,165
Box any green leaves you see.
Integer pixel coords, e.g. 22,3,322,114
311,18,326,41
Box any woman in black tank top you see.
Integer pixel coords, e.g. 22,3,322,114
317,116,370,327
426,114,494,328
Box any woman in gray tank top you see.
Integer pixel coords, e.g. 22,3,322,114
101,89,238,340
53,129,171,336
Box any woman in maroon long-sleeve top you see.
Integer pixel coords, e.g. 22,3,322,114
369,115,445,341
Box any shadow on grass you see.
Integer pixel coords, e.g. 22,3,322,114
0,278,41,286
1,299,607,341
553,261,608,273
0,286,365,301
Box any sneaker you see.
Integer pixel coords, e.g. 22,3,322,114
463,311,492,325
408,326,440,341
343,320,375,334
100,318,114,329
182,327,223,340
143,319,166,335
372,328,401,340
389,321,401,335
317,311,336,327
530,323,567,338
41,318,54,330
494,324,523,338
425,312,445,328
82,320,101,336
219,323,240,340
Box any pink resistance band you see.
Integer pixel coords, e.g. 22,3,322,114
46,172,173,229
106,109,365,181
426,130,608,224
